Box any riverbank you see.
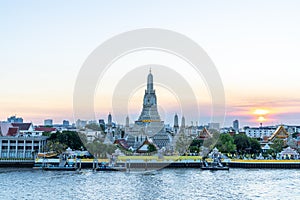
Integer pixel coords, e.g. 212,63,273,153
0,159,300,170
2,158,300,169
0,159,34,167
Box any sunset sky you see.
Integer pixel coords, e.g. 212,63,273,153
1,1,300,127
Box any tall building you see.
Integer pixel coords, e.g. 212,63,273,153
233,120,239,132
63,120,70,127
99,119,105,126
98,119,105,132
44,119,53,126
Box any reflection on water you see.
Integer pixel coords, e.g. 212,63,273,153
0,168,300,200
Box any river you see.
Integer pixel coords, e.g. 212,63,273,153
0,168,299,200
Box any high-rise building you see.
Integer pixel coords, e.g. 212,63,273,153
99,119,105,126
233,120,239,132
98,119,105,131
63,120,70,127
44,119,53,126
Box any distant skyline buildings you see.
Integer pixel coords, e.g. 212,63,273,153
7,115,23,123
3,113,300,136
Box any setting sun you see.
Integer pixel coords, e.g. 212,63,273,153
254,109,269,115
257,116,266,122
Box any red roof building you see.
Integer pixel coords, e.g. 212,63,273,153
7,127,19,136
35,127,56,132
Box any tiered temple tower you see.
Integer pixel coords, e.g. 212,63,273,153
174,113,179,134
180,116,186,132
125,69,170,150
136,69,161,125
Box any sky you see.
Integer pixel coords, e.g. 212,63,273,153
1,1,300,127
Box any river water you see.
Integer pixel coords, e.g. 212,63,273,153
0,168,300,200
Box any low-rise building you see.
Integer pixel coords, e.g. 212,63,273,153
0,136,48,159
0,122,48,159
245,126,277,139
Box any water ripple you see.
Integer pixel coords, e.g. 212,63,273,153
0,168,300,200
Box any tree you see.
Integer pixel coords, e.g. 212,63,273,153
189,139,203,153
44,141,67,154
42,132,51,137
203,130,220,150
175,132,192,155
147,144,157,153
233,134,250,153
85,141,117,158
287,134,297,149
215,134,236,153
249,138,261,154
48,131,85,150
271,139,284,153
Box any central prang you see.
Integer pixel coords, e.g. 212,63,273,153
136,69,161,124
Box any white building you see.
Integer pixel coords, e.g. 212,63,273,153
0,122,48,158
81,129,102,143
0,136,48,158
245,126,277,138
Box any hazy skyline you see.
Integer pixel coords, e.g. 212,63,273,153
1,1,300,127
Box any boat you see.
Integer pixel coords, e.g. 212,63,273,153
33,151,78,171
201,158,229,170
201,148,229,171
96,162,126,172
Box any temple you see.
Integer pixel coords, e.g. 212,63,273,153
136,69,161,124
110,69,190,152
123,69,170,150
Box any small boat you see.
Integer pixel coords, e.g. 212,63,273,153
201,165,229,171
96,163,126,172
